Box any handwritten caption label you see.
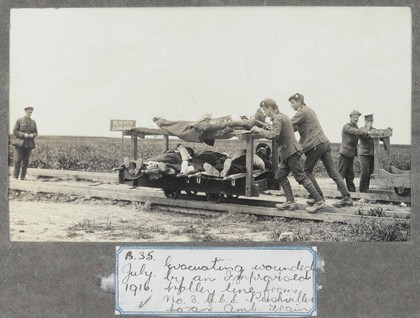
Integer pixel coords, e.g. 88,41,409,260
115,247,317,316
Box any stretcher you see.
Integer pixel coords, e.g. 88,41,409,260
116,127,277,203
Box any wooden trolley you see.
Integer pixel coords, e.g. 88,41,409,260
369,128,411,196
117,127,278,203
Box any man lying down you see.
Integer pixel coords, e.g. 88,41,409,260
122,143,272,178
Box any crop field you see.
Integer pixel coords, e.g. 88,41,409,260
8,135,411,176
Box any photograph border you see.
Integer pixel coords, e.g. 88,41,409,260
1,1,418,317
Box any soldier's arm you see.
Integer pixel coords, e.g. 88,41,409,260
32,121,38,138
251,116,282,140
359,126,373,140
13,120,25,138
343,124,369,137
290,110,304,130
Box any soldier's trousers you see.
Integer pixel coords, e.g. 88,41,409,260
13,146,32,179
304,142,350,198
359,155,374,192
337,154,356,192
276,152,323,203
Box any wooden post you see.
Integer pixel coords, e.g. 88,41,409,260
373,138,380,178
382,136,391,172
121,131,124,160
163,135,169,152
271,140,280,190
245,134,254,196
130,132,138,160
271,140,279,177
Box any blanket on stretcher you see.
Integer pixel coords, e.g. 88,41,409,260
152,117,268,146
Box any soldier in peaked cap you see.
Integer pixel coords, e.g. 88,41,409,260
288,93,354,208
251,98,326,213
288,93,306,105
338,110,370,192
12,106,38,180
358,113,376,192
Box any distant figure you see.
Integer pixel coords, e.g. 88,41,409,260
251,98,325,213
12,106,38,180
358,114,376,192
338,110,370,192
288,93,353,208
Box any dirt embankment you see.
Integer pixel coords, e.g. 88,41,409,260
9,189,410,243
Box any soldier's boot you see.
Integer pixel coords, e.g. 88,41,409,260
276,181,297,210
333,195,354,208
276,201,297,210
177,144,192,161
133,159,144,175
13,162,21,179
221,158,232,177
306,197,316,206
203,163,220,177
20,166,27,180
123,157,130,169
300,179,325,213
306,201,326,213
306,195,325,206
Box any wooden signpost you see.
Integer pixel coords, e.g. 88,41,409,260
110,119,136,159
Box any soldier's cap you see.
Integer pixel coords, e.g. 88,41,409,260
260,98,278,108
24,106,34,111
288,93,305,104
364,114,374,120
349,110,362,117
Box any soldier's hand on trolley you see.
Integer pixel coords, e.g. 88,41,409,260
250,126,262,134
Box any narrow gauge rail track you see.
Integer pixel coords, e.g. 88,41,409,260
11,168,411,203
8,169,410,226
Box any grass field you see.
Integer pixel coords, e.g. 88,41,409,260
8,135,411,177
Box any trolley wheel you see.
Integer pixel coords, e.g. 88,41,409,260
394,187,411,196
225,194,239,199
185,190,198,196
164,189,181,199
206,193,223,203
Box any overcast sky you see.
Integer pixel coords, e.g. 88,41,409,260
10,6,411,144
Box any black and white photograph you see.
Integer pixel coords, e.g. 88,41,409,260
1,2,419,317
7,6,411,243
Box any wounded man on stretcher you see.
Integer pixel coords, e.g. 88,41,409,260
117,143,272,179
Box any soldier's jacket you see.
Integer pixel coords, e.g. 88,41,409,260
257,112,302,161
339,122,369,158
291,105,329,153
13,117,38,149
359,125,375,156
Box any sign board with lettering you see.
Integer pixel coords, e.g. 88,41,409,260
110,120,136,131
115,246,317,316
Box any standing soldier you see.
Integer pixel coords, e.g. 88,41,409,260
12,106,38,180
288,93,353,207
338,110,370,192
251,98,325,213
359,114,375,192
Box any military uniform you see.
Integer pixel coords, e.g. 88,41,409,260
358,114,375,192
338,110,369,192
13,107,38,179
256,98,323,205
289,93,350,200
